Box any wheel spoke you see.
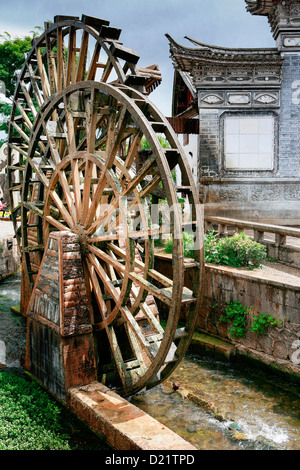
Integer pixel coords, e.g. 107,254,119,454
86,259,109,322
76,30,89,83
46,34,58,95
63,95,77,154
72,157,82,221
89,243,176,307
81,159,94,221
40,118,61,166
57,27,67,92
57,169,77,223
66,26,77,86
85,89,103,154
109,243,172,288
48,189,74,228
44,215,71,232
86,42,101,81
36,46,51,101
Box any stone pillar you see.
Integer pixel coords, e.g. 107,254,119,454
267,1,300,182
198,108,220,180
277,52,300,179
25,231,97,402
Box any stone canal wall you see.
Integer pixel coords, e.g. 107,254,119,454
198,264,300,378
154,253,300,378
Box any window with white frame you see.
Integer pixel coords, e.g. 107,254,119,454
224,115,274,171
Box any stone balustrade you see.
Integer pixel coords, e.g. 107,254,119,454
205,216,300,268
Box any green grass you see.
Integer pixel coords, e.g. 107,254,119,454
0,369,110,450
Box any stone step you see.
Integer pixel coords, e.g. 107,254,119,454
67,381,196,451
189,331,236,362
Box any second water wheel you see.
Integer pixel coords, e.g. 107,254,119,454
7,15,204,396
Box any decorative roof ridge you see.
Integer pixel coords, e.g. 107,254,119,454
166,34,281,61
165,33,185,49
184,35,279,54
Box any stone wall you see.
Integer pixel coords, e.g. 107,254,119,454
154,253,300,378
265,240,300,270
0,143,8,200
197,47,300,226
197,94,300,224
278,53,300,179
198,264,300,377
203,180,300,225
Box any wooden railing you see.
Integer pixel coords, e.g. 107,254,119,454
204,216,300,251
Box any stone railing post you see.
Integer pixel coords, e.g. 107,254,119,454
254,229,264,244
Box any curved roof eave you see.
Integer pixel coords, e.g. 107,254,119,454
165,33,282,68
166,33,279,57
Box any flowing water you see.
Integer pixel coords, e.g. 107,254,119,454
131,354,300,450
1,275,300,450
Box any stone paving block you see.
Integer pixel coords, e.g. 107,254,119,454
67,381,196,451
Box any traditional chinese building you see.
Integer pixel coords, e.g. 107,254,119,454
167,0,300,225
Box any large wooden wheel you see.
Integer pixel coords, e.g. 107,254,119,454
7,17,204,397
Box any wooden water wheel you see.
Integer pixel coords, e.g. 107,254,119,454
7,15,204,396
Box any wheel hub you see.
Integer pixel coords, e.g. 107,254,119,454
72,224,88,254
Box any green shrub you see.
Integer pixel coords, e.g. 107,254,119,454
164,231,195,258
218,301,284,339
250,313,283,336
218,301,250,339
204,229,220,263
205,230,267,269
163,229,267,269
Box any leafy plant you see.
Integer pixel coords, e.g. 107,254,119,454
0,29,42,145
217,300,284,339
0,35,33,99
250,313,283,336
141,135,170,150
164,231,195,258
219,301,250,339
204,229,267,269
204,228,221,263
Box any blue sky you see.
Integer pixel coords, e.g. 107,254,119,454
0,0,275,115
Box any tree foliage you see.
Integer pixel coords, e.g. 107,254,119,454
0,29,41,145
0,33,32,98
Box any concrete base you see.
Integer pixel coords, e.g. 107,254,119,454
67,381,197,451
189,331,236,362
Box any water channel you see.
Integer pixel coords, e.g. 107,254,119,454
1,274,299,450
